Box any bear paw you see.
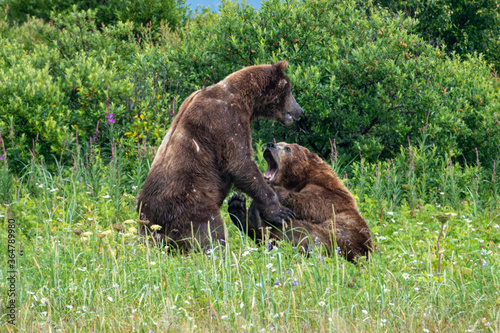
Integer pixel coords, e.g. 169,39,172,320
261,205,294,229
228,193,247,229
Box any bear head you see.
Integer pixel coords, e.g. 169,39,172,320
263,141,323,190
228,61,304,125
265,61,304,126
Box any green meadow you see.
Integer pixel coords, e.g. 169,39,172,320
0,135,499,332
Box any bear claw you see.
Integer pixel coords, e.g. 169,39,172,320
228,193,247,229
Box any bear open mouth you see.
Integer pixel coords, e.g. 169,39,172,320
263,149,278,182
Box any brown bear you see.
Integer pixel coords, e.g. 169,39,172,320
137,61,303,250
228,142,372,261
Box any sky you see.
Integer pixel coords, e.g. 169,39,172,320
185,0,262,11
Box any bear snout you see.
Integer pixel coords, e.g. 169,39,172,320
266,142,277,149
288,95,304,120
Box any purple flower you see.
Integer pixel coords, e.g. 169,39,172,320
0,156,3,161
268,242,273,251
105,113,115,124
319,256,324,262
336,247,342,255
292,280,299,287
314,237,320,246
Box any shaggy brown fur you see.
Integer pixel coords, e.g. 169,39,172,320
228,142,372,261
137,61,303,250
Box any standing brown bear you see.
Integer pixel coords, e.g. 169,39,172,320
228,142,372,262
137,61,303,250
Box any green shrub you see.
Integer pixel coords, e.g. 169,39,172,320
0,0,499,173
376,0,500,70
0,0,188,31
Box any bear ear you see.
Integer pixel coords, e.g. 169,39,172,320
273,60,288,73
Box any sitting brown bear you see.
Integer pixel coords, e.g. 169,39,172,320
228,142,372,261
137,62,303,250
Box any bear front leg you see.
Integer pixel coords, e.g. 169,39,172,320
231,161,294,227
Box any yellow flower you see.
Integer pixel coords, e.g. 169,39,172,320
150,225,162,231
140,114,144,120
82,232,93,237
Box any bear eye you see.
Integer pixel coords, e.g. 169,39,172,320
285,146,291,153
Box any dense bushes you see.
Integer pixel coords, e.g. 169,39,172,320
0,0,188,31
0,0,499,172
377,0,500,70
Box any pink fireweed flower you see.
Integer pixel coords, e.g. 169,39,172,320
105,113,115,124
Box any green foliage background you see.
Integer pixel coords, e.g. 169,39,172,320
0,0,499,171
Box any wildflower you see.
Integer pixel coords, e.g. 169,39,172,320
319,301,326,307
128,227,137,234
107,296,113,302
150,261,156,266
112,283,119,288
268,242,273,251
83,231,93,237
362,309,368,315
266,263,273,268
112,224,124,232
105,113,115,124
242,251,250,257
292,280,299,286
102,194,110,199
240,302,244,309
66,305,73,310
123,219,135,224
73,229,83,236
77,267,87,272
414,287,420,292
50,188,58,192
402,273,409,280
435,212,457,224
38,184,44,188
314,237,320,245
336,247,341,254
423,329,429,332
80,237,88,242
150,224,162,231
387,211,393,215
319,256,324,262
102,230,112,236
221,315,228,320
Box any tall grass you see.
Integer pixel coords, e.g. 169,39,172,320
0,130,499,332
